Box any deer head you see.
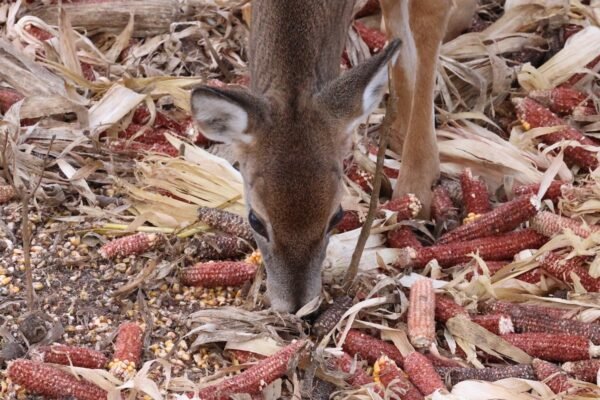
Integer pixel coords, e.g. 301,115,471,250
191,40,400,312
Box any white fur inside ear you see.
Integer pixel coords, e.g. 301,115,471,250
191,94,251,144
361,63,391,116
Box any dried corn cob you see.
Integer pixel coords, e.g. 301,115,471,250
514,97,599,170
196,340,307,400
403,351,447,395
438,195,538,244
531,211,600,239
7,359,107,400
353,21,386,53
0,185,16,204
197,207,254,242
109,139,179,157
180,261,257,288
187,234,252,261
0,88,24,114
395,229,547,269
334,210,364,233
465,260,509,280
562,359,600,383
440,364,536,386
225,349,265,364
460,168,491,217
33,344,108,369
380,193,422,220
110,322,143,377
407,279,436,349
512,180,565,201
431,185,458,226
342,329,404,366
481,301,571,321
387,226,422,249
99,232,162,259
529,87,594,116
313,295,353,338
532,359,572,394
507,311,600,344
434,296,468,323
537,252,599,292
471,314,514,335
331,353,374,387
373,356,424,400
346,164,374,192
501,333,600,362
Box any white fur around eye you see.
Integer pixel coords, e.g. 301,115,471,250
192,95,251,144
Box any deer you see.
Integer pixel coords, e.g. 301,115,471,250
190,0,477,312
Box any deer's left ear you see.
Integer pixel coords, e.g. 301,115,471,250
316,39,401,131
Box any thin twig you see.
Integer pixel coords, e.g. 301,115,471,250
343,107,395,291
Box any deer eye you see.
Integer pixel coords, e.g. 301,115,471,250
328,207,344,232
248,209,269,240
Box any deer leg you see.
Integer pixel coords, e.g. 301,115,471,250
380,0,415,155
391,0,454,218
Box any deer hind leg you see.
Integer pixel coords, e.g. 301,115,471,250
382,0,454,218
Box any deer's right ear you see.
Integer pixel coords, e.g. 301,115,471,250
190,86,268,144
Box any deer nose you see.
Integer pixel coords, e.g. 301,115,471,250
265,260,322,313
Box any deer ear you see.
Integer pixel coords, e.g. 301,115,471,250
317,39,401,131
190,86,268,144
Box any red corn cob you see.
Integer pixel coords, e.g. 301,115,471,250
480,301,571,321
0,87,24,114
334,210,364,233
118,124,177,145
180,261,257,288
532,359,572,394
225,349,265,364
407,278,436,349
434,296,468,323
501,333,600,362
188,233,253,261
197,207,254,242
346,164,374,193
460,168,491,217
7,359,107,400
471,314,514,335
507,312,600,345
537,252,599,292
513,97,599,170
563,54,600,87
431,185,459,226
380,193,422,220
196,340,307,400
99,232,162,259
113,322,144,367
531,211,600,239
373,356,424,400
33,345,108,369
529,87,594,116
342,329,404,366
403,351,447,395
23,24,54,41
387,226,422,249
562,359,600,383
0,185,16,204
438,195,539,244
440,364,536,386
353,21,386,53
395,229,547,269
465,260,509,280
512,180,566,201
331,353,374,387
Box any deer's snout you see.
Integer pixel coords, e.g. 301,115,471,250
261,244,325,313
